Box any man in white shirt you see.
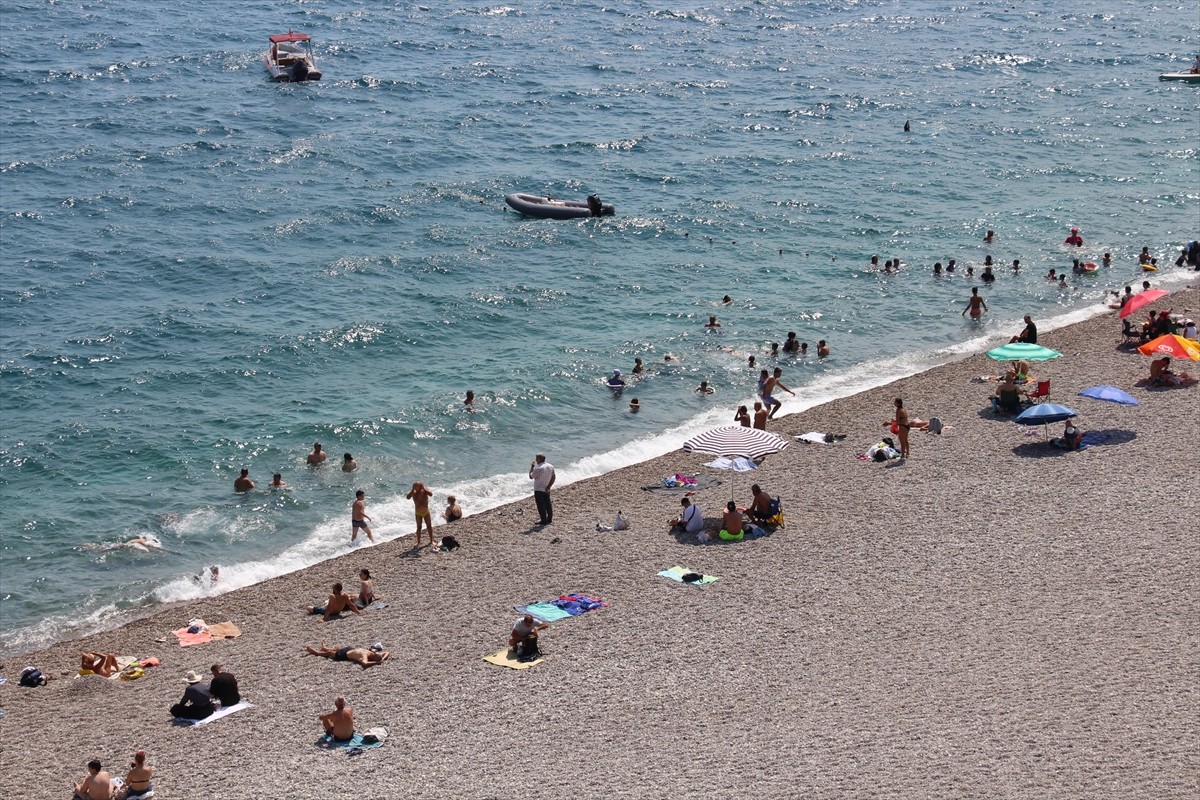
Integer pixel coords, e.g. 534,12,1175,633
672,497,704,535
529,453,556,525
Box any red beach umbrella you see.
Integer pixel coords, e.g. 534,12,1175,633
1119,289,1168,319
1137,334,1200,361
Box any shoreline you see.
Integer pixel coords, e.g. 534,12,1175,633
4,275,1198,659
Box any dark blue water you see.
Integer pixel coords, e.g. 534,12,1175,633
2,1,1196,654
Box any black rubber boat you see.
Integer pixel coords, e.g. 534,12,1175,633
505,193,615,220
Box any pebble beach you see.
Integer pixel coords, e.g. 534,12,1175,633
3,287,1197,799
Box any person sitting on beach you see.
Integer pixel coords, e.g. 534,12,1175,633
307,641,390,668
1010,315,1037,344
320,696,355,742
1010,360,1032,383
209,663,239,707
342,453,357,472
720,501,745,541
671,497,704,534
992,372,1024,414
747,484,774,524
509,615,549,662
733,405,751,427
1153,311,1176,337
1064,228,1084,247
80,651,119,677
121,750,153,799
233,468,254,493
443,496,462,523
695,380,714,395
308,582,364,622
307,442,327,465
1149,357,1178,385
73,759,113,800
170,671,215,720
356,568,376,608
1050,421,1083,451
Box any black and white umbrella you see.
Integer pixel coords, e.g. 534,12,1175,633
682,426,789,498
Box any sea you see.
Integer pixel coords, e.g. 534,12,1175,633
1,1,1197,656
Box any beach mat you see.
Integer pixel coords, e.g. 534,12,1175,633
176,701,254,727
1076,431,1111,451
483,648,543,670
318,732,385,752
641,475,723,495
513,602,573,622
207,621,241,640
172,628,213,647
657,566,719,585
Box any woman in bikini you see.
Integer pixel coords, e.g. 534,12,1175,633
961,287,988,320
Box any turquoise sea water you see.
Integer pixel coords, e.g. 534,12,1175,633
1,1,1196,654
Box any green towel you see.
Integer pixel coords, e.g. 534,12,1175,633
657,566,719,585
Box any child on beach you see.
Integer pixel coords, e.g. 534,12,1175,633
406,481,435,548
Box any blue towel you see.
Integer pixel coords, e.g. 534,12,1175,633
1077,432,1111,451
321,733,383,752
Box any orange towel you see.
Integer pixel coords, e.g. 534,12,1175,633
172,627,213,647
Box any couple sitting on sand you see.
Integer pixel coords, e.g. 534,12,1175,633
307,570,378,622
73,751,153,800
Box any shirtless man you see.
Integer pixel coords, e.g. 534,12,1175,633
351,490,374,543
319,696,356,741
406,481,435,547
782,332,800,353
341,453,357,472
817,340,829,358
307,442,327,465
80,652,119,677
752,401,768,430
962,287,988,320
270,473,287,488
464,390,475,409
233,468,254,493
747,484,773,523
762,367,796,419
73,759,112,800
705,315,721,328
307,642,391,669
308,582,364,622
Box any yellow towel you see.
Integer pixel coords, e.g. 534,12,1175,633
482,648,543,670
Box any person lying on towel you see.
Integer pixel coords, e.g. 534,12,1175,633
509,615,549,662
306,641,390,668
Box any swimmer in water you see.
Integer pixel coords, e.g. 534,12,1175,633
933,262,942,275
126,535,162,551
464,390,474,410
705,315,721,328
695,380,714,395
271,473,287,488
1045,268,1057,281
1011,259,1020,273
721,295,732,305
632,357,644,375
983,230,994,244
629,398,640,412
1064,228,1084,247
946,259,957,273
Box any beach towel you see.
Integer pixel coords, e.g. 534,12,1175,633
177,701,253,727
206,621,241,640
1076,431,1112,451
173,628,213,647
513,602,574,622
703,456,758,472
641,475,723,495
515,593,607,622
797,432,831,444
319,732,385,752
483,648,543,669
657,566,719,585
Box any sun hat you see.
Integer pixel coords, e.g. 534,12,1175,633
182,670,204,684
612,368,621,375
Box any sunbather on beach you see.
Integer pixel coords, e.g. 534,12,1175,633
1051,421,1083,451
747,484,774,523
308,582,363,622
121,750,153,799
320,696,355,742
306,641,391,668
80,651,119,677
721,501,745,539
72,759,113,800
509,614,549,662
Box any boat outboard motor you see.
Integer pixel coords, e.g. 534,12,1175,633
587,194,603,218
290,59,309,82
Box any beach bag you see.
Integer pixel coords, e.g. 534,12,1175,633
515,637,540,662
928,417,943,435
19,667,45,687
614,512,630,531
439,535,460,552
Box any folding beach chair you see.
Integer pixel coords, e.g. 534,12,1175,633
764,497,784,529
1025,380,1051,404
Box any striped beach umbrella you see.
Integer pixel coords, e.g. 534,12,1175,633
683,425,789,460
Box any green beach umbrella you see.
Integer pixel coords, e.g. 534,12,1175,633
986,342,1062,362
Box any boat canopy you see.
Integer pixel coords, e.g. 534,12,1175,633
269,32,311,44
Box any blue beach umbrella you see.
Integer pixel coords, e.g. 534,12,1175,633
1014,403,1077,437
1077,386,1138,406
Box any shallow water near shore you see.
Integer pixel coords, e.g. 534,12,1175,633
1,1,1196,655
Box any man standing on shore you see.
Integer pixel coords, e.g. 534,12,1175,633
763,367,796,419
351,490,374,543
529,453,556,526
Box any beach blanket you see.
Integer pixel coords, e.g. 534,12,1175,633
797,432,831,444
1076,431,1112,451
177,701,254,727
657,566,719,585
354,600,390,611
641,475,722,495
703,456,757,472
483,648,543,670
173,628,213,647
515,593,607,623
513,602,574,622
319,732,385,752
206,621,241,640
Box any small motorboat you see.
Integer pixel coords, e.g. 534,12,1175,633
505,193,615,220
1158,72,1200,83
265,32,322,82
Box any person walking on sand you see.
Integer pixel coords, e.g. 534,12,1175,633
320,696,355,742
962,287,988,320
406,481,435,548
351,490,374,543
763,367,796,419
529,453,556,525
307,442,327,465
233,468,254,493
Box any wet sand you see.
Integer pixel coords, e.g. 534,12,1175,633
2,286,1197,799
